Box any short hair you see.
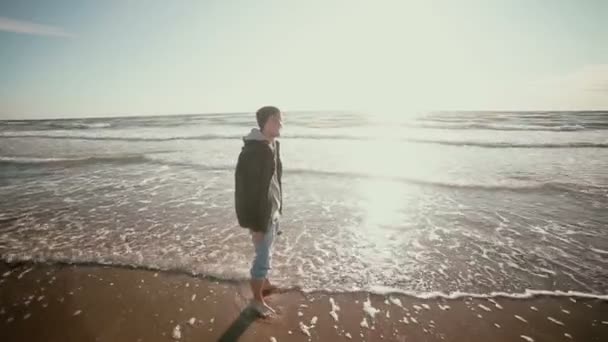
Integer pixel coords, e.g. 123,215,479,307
256,106,281,130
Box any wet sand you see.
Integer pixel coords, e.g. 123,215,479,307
0,262,606,342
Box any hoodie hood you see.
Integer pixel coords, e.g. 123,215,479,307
243,128,268,142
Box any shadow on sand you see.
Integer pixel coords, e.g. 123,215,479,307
217,307,261,342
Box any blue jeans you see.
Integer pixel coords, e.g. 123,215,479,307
250,220,278,279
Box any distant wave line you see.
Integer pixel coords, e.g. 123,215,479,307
1,133,607,149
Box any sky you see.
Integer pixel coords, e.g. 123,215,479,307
0,0,607,119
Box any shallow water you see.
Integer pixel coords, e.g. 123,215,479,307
1,111,607,296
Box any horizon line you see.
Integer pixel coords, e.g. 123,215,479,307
1,109,607,122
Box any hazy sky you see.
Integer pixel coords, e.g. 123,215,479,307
1,0,607,119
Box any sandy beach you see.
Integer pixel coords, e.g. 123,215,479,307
2,0,608,339
1,262,606,342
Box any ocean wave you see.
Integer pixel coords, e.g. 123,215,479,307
2,154,604,195
0,156,84,163
0,153,228,171
363,285,608,300
0,154,149,166
63,122,112,129
407,122,590,132
2,258,607,300
75,122,112,129
285,169,607,193
408,139,608,149
39,122,113,130
2,133,607,149
2,121,29,125
0,133,238,142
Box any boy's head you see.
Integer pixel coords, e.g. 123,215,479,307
256,106,283,138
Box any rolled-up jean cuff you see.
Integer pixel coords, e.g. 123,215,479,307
250,220,278,279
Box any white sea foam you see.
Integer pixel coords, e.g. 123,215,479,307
478,304,491,312
4,254,608,302
515,315,528,323
590,247,608,255
363,298,380,319
299,322,311,336
388,297,403,307
172,324,181,339
329,297,340,322
0,156,84,163
362,287,608,300
548,317,564,326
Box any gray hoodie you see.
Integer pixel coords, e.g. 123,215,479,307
243,128,282,223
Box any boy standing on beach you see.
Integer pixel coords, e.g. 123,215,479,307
235,106,283,317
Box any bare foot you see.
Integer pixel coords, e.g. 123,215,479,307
249,299,276,318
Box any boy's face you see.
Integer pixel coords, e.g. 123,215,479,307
264,113,283,138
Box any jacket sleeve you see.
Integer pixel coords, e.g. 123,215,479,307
276,141,283,214
235,148,268,231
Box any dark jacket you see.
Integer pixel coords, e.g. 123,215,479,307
235,130,282,232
